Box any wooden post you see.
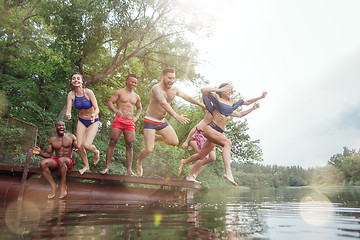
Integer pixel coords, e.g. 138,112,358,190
17,150,32,202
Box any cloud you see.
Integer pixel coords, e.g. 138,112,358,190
191,0,360,168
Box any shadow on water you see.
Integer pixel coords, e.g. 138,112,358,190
1,187,360,239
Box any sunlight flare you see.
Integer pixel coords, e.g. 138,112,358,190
5,200,41,234
299,193,333,226
154,212,163,227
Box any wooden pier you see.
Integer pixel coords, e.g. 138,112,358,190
0,164,200,189
0,151,199,204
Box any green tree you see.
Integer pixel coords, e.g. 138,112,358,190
328,146,358,169
311,165,344,185
341,154,360,182
1,0,208,143
224,119,263,163
38,0,205,85
0,0,44,74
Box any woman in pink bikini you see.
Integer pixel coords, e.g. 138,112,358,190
66,72,100,175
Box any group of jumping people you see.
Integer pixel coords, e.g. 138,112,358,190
31,67,267,199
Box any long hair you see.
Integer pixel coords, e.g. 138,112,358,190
216,83,230,97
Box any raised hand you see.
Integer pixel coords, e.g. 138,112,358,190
30,146,41,155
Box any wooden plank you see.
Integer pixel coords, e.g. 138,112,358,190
0,164,200,189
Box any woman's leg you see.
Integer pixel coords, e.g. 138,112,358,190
76,121,90,174
178,140,215,174
204,126,237,186
188,150,217,180
83,121,100,165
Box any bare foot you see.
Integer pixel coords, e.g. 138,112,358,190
127,170,137,177
48,184,58,199
79,166,89,175
100,168,109,175
223,174,238,186
59,185,67,199
94,150,100,165
136,162,143,176
178,159,186,174
186,176,202,184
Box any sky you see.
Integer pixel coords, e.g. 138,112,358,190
179,0,360,168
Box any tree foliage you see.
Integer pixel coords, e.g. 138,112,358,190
0,0,268,188
225,119,263,163
323,146,360,184
38,0,204,86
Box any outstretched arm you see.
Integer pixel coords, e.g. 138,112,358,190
177,89,206,112
232,102,260,118
243,92,267,105
152,86,189,124
30,139,54,158
182,126,197,149
201,85,231,96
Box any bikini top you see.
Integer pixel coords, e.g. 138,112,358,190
203,92,244,116
74,89,93,110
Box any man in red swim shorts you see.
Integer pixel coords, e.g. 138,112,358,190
100,74,142,176
30,121,78,199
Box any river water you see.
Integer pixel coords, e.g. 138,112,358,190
1,187,360,239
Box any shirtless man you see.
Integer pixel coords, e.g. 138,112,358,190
100,74,142,176
30,121,77,199
136,67,206,176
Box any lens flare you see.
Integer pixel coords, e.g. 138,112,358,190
299,192,333,226
5,200,41,234
154,212,163,227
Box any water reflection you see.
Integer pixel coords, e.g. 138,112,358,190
1,188,360,239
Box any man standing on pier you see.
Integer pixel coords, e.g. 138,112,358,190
100,74,142,176
136,67,206,176
30,120,77,199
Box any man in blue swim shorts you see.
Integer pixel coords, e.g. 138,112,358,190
135,67,206,176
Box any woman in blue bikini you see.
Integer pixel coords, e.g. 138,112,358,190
66,73,100,175
180,83,267,186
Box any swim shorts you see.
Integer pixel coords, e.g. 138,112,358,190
143,115,169,130
111,115,135,131
50,157,74,171
194,129,216,152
